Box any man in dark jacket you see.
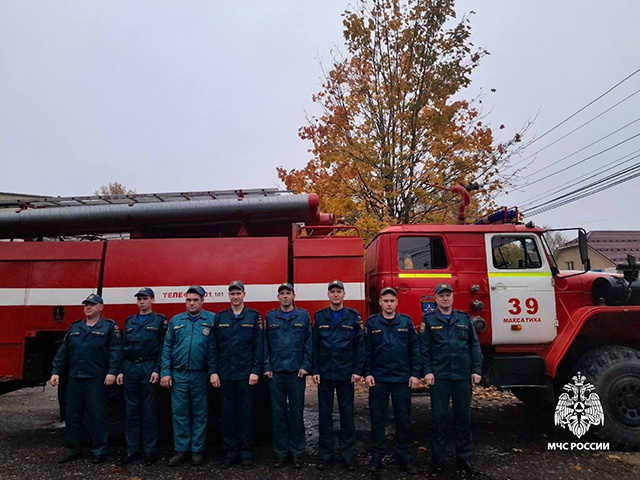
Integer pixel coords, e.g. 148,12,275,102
116,288,167,466
364,287,420,475
312,280,365,471
209,280,263,469
420,283,483,474
50,294,121,464
263,283,312,469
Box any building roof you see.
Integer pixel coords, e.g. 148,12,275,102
561,230,640,266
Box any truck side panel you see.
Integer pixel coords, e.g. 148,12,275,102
0,242,104,382
293,236,365,318
101,237,290,321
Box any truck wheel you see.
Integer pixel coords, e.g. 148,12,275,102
576,346,640,451
510,388,553,409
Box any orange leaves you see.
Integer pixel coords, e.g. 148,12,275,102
278,0,526,241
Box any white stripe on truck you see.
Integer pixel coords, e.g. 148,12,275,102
0,283,365,306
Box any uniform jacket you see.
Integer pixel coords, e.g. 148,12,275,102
364,313,421,383
209,306,263,380
311,307,365,381
161,310,216,376
419,309,483,380
52,317,121,378
121,311,167,374
263,307,312,374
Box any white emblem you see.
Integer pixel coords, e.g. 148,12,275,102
554,372,604,438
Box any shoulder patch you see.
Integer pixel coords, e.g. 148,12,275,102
114,329,122,339
420,322,426,334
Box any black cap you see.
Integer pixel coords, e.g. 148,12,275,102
228,280,245,292
434,282,453,294
186,285,206,297
328,279,345,290
380,287,397,296
82,293,104,304
134,287,155,298
277,283,294,293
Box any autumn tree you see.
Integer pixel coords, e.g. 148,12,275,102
94,182,136,196
278,0,527,240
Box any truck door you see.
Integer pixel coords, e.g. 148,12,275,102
391,234,453,325
485,233,557,345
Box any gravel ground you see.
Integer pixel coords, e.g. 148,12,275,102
0,382,638,480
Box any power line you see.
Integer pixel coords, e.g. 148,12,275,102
524,162,640,212
525,171,640,216
509,91,640,169
523,131,640,188
524,166,640,216
514,66,640,153
519,149,640,207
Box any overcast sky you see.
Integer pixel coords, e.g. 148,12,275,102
1,1,639,231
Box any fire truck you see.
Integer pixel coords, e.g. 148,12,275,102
0,187,639,450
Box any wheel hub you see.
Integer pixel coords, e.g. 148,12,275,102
607,374,640,428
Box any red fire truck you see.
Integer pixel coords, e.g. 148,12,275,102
0,188,639,450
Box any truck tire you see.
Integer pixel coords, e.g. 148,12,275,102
510,388,553,409
575,346,640,451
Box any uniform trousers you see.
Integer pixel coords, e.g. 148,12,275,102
269,372,306,458
317,379,355,462
429,378,473,463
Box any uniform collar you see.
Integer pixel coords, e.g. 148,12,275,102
183,311,206,321
136,311,154,324
228,307,246,320
276,307,297,320
81,316,105,330
379,313,400,326
434,309,459,325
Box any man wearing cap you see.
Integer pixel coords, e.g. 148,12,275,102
420,283,483,474
209,280,263,469
311,280,365,471
161,285,216,467
49,294,122,464
115,288,167,466
263,283,312,469
364,287,421,475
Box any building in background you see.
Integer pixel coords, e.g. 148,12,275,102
554,231,640,272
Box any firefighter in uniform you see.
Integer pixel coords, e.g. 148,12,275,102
263,283,312,469
209,280,263,469
364,287,420,475
116,288,167,466
312,279,365,471
50,294,121,464
161,285,216,467
420,283,483,474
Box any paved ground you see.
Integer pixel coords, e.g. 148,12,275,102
0,382,638,480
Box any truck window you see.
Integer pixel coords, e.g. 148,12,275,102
492,236,542,269
397,236,448,270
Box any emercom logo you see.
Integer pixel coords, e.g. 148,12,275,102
554,372,604,438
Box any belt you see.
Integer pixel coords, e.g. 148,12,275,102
127,357,156,364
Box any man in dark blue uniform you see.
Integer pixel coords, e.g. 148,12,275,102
312,279,365,471
209,280,263,469
160,285,216,467
263,283,312,469
50,294,121,464
116,288,167,466
420,283,483,474
365,287,420,475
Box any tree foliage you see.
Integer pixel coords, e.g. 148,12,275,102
94,182,136,196
278,0,527,241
